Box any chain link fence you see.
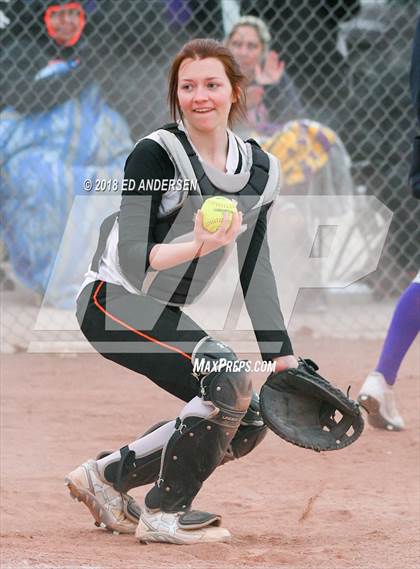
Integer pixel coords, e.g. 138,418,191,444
1,0,419,352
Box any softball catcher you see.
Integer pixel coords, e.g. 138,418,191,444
66,39,363,545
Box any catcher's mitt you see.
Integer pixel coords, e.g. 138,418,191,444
260,358,364,451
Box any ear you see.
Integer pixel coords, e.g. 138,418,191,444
231,86,241,104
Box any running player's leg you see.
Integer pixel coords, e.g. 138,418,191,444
358,276,420,430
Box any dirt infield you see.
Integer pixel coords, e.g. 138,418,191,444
1,336,419,569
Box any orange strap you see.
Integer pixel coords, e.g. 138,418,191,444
92,281,192,361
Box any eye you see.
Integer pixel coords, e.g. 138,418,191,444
180,84,193,91
208,82,218,89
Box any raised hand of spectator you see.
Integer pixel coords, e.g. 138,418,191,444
255,50,285,85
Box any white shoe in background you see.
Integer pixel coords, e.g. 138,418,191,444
358,371,405,431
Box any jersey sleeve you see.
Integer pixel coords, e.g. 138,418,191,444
236,205,294,361
118,138,175,288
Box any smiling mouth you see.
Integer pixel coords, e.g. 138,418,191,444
193,109,214,113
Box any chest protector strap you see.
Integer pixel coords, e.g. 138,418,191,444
159,122,272,210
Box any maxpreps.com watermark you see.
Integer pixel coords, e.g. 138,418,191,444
83,178,198,192
193,358,276,375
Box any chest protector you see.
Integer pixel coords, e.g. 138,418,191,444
93,123,281,305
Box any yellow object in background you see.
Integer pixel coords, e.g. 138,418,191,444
262,120,337,186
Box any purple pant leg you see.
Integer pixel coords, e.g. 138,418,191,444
376,282,420,385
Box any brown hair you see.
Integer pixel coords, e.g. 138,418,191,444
168,38,247,128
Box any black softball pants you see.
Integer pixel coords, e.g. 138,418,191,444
76,280,208,402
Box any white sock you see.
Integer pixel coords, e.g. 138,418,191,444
96,420,176,478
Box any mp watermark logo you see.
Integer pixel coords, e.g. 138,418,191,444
31,194,392,354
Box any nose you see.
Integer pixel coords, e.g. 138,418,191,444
57,12,69,25
193,85,209,102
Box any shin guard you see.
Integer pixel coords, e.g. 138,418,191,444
103,421,173,493
145,337,253,512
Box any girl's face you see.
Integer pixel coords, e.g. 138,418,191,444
228,25,264,77
177,57,236,133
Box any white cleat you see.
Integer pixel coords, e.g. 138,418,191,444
65,459,140,534
357,372,405,431
136,508,231,545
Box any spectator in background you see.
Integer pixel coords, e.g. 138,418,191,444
226,16,304,139
240,0,361,108
0,0,132,308
409,17,420,200
227,15,356,314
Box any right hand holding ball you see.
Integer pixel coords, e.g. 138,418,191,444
194,196,242,250
200,196,237,233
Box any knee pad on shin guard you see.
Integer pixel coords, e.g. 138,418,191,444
146,338,253,512
193,337,253,422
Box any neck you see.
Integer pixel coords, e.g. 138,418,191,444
184,121,229,172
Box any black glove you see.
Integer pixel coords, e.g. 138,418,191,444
260,358,364,452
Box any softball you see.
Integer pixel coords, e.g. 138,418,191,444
200,196,237,233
